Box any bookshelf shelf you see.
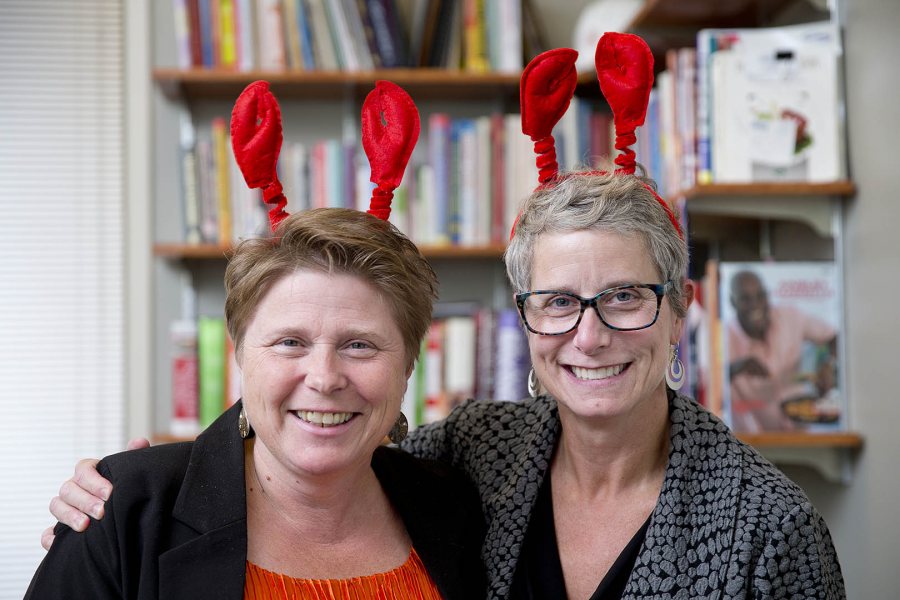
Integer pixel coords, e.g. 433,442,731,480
153,68,600,102
154,242,506,260
737,431,863,449
680,182,854,238
737,431,864,484
629,0,795,30
680,181,856,199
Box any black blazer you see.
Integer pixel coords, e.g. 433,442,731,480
26,402,486,599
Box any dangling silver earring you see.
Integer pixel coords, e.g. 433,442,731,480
238,405,253,439
665,344,685,391
527,368,540,398
388,412,409,444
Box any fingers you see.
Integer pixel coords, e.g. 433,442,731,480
72,458,111,501
41,526,55,551
49,495,91,532
126,437,150,451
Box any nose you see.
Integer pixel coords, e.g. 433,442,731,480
572,305,612,354
303,344,348,394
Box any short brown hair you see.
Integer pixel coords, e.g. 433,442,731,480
505,170,689,317
225,208,438,368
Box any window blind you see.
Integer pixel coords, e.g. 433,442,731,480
0,0,125,596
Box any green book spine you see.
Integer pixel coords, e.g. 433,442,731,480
198,316,226,428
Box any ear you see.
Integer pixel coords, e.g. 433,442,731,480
670,278,695,345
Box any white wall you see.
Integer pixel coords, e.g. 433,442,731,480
810,0,900,596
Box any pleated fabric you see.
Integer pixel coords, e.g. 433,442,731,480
244,547,443,600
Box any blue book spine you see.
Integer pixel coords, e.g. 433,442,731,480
198,0,214,67
297,0,318,69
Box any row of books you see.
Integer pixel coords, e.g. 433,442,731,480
403,305,531,429
170,315,240,435
178,98,616,246
168,305,532,435
638,21,846,191
682,260,845,433
172,0,540,73
178,115,269,244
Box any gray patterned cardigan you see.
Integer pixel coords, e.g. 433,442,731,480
402,393,846,599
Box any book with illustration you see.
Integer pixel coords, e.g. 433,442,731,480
719,262,844,433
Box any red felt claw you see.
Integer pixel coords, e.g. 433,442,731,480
521,48,579,185
595,32,654,175
362,80,420,221
230,80,289,231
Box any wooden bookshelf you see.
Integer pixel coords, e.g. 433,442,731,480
153,67,602,102
629,0,798,30
154,242,506,260
679,181,857,199
737,431,863,449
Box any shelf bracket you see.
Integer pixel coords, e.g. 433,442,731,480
755,445,856,484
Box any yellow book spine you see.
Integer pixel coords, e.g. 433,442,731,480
211,118,232,243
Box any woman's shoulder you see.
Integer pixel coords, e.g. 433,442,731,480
97,442,195,500
448,395,556,429
671,393,815,515
373,445,473,491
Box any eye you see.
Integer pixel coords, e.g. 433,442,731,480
551,296,575,307
540,294,579,315
343,340,378,358
271,337,308,356
613,289,640,302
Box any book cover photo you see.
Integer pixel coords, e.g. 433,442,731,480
719,262,844,433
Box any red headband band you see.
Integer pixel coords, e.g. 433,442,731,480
230,80,420,230
515,32,683,240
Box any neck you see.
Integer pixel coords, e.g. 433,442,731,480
245,440,384,545
552,385,670,498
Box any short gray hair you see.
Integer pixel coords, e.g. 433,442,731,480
504,171,689,317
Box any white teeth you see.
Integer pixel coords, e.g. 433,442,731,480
295,411,354,427
572,364,625,381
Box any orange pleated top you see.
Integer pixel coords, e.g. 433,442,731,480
243,547,443,600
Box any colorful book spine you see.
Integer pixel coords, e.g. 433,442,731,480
296,0,317,69
170,319,199,436
198,316,226,427
218,0,239,69
211,117,232,243
462,0,489,72
173,0,193,69
198,0,216,67
179,113,202,244
493,308,530,402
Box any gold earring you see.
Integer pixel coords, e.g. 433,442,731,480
387,412,408,444
238,406,253,439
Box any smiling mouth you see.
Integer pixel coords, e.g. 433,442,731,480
294,410,355,427
571,364,627,381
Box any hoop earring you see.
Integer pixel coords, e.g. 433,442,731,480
665,344,685,391
527,368,540,398
388,412,409,444
238,405,254,439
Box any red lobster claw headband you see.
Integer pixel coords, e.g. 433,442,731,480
230,80,420,230
516,32,683,239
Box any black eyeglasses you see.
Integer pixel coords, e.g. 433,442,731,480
515,282,672,336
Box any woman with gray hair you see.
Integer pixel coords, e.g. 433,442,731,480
42,35,844,599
